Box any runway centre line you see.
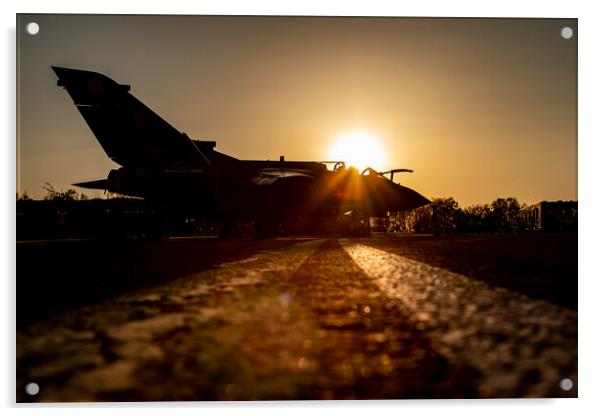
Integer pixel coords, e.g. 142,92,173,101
340,239,577,397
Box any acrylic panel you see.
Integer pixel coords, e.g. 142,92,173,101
16,14,577,402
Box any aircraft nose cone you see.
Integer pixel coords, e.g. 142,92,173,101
390,183,431,211
364,175,430,216
413,192,431,208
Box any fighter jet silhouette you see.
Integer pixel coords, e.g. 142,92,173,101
52,66,429,235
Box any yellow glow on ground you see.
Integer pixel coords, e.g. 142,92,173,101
329,131,386,172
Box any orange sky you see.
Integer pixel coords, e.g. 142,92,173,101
17,15,577,206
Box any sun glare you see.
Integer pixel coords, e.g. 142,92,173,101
329,131,385,172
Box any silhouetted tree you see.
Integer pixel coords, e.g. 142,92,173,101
43,182,88,201
16,192,31,201
387,196,529,235
386,197,461,235
430,197,461,235
487,197,524,232
459,203,491,233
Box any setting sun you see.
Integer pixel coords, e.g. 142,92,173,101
329,131,386,172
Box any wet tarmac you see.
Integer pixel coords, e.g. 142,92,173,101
16,234,577,401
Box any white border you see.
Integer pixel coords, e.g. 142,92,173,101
4,1,601,415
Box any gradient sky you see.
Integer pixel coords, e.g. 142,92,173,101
17,15,577,206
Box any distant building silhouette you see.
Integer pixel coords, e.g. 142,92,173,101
520,201,577,231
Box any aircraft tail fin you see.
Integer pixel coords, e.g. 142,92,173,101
52,66,208,169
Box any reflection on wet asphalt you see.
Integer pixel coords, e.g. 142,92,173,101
17,238,577,401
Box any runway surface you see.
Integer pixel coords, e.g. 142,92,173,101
16,235,577,401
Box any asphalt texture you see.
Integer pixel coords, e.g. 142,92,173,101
16,233,577,401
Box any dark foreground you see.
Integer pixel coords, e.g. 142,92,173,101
16,233,577,401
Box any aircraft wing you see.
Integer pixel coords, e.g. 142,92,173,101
52,66,209,169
